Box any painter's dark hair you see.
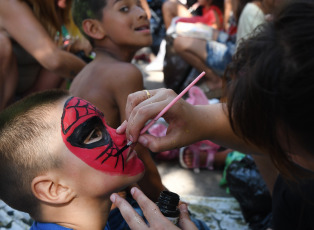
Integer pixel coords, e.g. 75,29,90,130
0,90,68,215
226,0,314,178
71,0,108,44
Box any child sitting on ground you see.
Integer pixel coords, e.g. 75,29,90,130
69,0,165,204
0,90,145,230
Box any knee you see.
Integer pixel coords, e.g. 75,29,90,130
173,37,186,53
162,0,176,15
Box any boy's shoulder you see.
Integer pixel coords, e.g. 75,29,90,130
74,58,143,88
86,58,142,81
70,58,144,102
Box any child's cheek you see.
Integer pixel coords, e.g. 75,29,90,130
107,126,126,147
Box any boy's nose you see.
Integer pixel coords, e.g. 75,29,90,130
136,5,148,19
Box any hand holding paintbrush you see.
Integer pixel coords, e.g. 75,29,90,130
117,71,206,153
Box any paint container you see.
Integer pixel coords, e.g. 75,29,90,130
157,190,180,225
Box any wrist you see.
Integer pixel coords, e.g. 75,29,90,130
193,103,226,142
192,105,211,141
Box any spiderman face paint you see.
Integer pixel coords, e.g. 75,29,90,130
61,97,144,176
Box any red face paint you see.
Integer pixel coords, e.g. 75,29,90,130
61,97,144,176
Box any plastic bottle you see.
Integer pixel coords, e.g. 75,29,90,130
157,191,180,225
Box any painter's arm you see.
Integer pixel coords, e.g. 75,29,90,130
122,89,280,194
0,0,85,79
123,88,264,155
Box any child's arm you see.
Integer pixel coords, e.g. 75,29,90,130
0,0,85,79
113,64,166,202
140,0,151,19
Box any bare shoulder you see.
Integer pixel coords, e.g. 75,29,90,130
70,61,111,94
0,0,24,26
110,62,143,83
0,0,30,18
0,0,17,12
104,62,144,93
70,60,143,96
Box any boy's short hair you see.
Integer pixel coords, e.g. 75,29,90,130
72,0,108,44
0,90,69,215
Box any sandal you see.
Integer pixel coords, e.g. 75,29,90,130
179,140,220,173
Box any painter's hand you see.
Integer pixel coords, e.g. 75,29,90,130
110,187,197,230
121,88,203,152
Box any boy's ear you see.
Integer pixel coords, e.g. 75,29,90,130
82,19,106,40
31,174,76,205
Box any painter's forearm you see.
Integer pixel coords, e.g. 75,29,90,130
194,103,263,155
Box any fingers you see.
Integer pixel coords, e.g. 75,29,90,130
125,89,164,120
126,89,176,142
111,186,197,230
178,204,198,230
130,187,183,229
110,193,148,230
137,131,181,153
127,100,170,142
116,120,127,134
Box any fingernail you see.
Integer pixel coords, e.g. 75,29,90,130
110,194,116,203
130,187,137,195
129,135,134,143
117,121,126,132
139,136,148,146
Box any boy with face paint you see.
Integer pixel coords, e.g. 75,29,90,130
0,90,145,230
70,0,166,204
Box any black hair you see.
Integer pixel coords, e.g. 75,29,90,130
0,90,68,215
71,0,108,44
226,0,314,178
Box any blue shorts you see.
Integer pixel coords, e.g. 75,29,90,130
206,40,236,76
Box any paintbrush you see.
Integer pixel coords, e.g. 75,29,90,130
118,71,206,153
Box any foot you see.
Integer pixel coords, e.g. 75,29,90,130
181,148,209,168
180,145,232,172
179,143,216,173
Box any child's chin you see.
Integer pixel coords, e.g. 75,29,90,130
125,156,145,176
127,170,146,187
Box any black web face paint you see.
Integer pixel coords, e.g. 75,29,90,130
61,97,144,176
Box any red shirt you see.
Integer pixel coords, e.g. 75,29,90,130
176,6,223,30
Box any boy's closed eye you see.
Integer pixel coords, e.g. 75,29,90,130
84,127,103,144
67,116,112,149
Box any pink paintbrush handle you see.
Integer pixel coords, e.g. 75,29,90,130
139,71,206,134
